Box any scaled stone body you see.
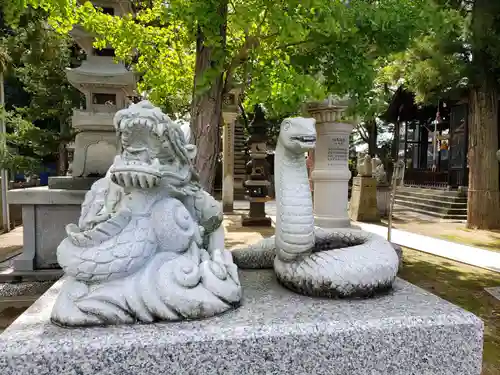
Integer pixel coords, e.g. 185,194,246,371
52,101,241,326
233,117,399,297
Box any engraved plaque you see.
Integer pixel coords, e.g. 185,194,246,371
327,135,349,167
223,122,235,175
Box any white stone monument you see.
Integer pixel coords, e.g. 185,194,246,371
221,89,241,213
307,97,354,228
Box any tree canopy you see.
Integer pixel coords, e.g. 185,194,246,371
8,0,440,116
375,0,500,229
0,5,82,175
4,0,446,190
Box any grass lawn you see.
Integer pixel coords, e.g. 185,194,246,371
437,233,500,253
399,248,500,375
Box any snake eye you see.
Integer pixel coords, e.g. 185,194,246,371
283,121,291,131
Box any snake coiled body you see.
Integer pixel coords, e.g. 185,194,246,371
232,117,399,298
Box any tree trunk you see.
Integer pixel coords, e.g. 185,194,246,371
367,119,378,156
190,1,227,193
388,120,400,182
56,141,67,176
467,0,500,229
467,85,500,229
56,118,69,176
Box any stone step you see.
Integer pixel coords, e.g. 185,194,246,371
394,195,467,210
397,187,467,201
394,199,467,220
393,203,467,221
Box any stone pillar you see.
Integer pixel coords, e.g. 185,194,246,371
376,184,391,218
308,100,353,228
349,176,380,222
222,112,237,213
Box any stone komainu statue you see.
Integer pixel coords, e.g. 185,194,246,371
51,101,241,327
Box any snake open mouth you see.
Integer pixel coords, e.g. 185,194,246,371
292,135,316,143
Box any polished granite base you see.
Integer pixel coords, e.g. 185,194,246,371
0,270,483,375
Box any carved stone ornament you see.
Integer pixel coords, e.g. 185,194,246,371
371,156,388,185
356,153,373,177
232,117,399,298
51,101,241,327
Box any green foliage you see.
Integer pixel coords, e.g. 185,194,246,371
348,2,467,155
9,0,439,117
0,5,83,173
374,1,500,104
0,107,59,173
7,7,83,126
0,43,10,73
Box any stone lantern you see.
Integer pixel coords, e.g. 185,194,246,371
242,105,272,227
307,96,354,228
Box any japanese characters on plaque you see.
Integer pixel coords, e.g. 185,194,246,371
327,135,348,167
223,122,235,173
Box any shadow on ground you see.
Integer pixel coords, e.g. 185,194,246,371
224,214,274,249
0,306,28,333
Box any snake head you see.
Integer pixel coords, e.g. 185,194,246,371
279,117,317,153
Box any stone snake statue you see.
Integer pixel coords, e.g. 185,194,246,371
51,101,241,326
232,117,399,297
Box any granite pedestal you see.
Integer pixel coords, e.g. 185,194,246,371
0,270,483,375
48,176,100,191
4,187,86,281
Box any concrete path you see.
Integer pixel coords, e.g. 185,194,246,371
0,227,23,265
355,222,500,273
237,200,500,274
